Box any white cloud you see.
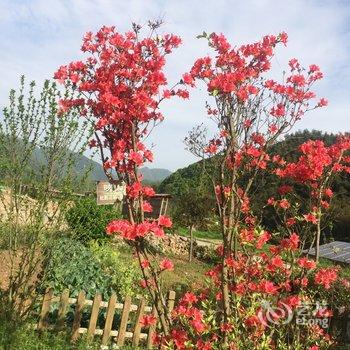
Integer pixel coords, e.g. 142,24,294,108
0,0,349,171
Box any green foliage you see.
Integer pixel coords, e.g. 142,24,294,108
0,76,94,332
43,237,112,299
159,158,214,197
0,76,91,193
161,159,217,233
0,314,144,349
89,241,142,299
0,329,100,350
42,237,142,300
0,319,100,350
172,190,215,230
65,197,121,243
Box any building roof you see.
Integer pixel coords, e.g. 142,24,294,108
306,241,350,264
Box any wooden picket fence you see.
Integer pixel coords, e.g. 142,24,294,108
36,288,176,348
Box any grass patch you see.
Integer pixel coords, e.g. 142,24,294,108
117,245,213,293
161,254,212,292
176,227,221,241
0,323,100,350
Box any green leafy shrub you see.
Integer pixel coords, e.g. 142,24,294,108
65,197,121,243
43,237,112,299
89,241,142,299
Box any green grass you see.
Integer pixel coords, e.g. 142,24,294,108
117,245,213,292
0,324,100,350
176,226,221,241
0,320,143,350
161,254,213,291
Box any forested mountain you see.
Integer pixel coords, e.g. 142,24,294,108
0,138,171,186
67,154,171,183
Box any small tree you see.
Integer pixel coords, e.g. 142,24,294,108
0,77,90,329
171,32,350,349
173,190,214,261
55,22,190,335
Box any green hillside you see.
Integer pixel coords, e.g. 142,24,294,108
0,138,171,186
57,153,172,184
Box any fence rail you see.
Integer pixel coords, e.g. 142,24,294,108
36,288,176,348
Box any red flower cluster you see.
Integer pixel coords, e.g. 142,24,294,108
160,226,345,349
55,26,349,349
159,258,174,271
185,31,327,161
140,314,157,327
106,215,172,240
276,138,350,183
55,25,189,177
314,268,338,289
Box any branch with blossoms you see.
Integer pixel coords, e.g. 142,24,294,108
269,136,350,260
183,31,329,345
54,22,191,336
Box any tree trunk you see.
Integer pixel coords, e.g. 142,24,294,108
221,227,232,347
315,219,321,262
189,224,194,262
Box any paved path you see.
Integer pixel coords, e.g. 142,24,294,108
194,237,222,248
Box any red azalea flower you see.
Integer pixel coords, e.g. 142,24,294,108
159,258,174,271
140,314,157,327
297,257,317,270
141,260,150,269
158,215,173,228
182,292,198,304
315,268,338,289
142,201,153,213
304,213,318,224
279,199,291,209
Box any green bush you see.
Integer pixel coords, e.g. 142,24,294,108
42,237,112,299
89,241,142,299
65,197,121,243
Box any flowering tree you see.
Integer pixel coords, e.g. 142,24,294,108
54,22,190,335
171,32,350,349
184,31,323,329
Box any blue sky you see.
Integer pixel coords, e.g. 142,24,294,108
0,0,349,171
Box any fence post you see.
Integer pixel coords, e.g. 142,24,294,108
132,297,146,347
167,290,176,313
56,289,69,331
87,293,102,341
146,305,158,349
38,288,54,331
71,291,86,342
102,293,117,346
116,295,132,346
